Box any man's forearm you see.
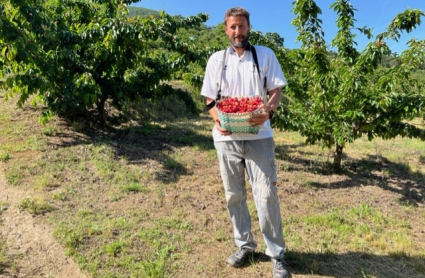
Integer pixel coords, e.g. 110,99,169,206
264,88,282,113
206,98,220,123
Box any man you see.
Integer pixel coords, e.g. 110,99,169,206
201,6,291,278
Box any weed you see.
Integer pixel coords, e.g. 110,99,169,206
77,208,94,218
413,256,425,273
0,201,7,213
52,191,68,201
104,240,125,257
122,183,146,193
35,174,58,190
18,197,54,215
71,121,85,132
162,157,185,171
0,151,11,162
4,169,23,186
109,194,123,202
42,125,57,136
214,229,228,242
54,222,84,255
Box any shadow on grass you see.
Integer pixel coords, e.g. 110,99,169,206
285,250,425,278
232,250,424,278
276,144,425,206
0,269,13,278
0,241,14,277
49,109,214,184
112,120,214,184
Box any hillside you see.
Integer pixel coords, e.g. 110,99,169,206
127,6,159,17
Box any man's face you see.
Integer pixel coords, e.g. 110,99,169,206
225,16,250,48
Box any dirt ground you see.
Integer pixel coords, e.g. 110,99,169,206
0,164,88,278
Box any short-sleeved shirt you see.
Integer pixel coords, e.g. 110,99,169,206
201,45,287,142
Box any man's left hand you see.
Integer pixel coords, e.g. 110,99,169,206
248,111,269,127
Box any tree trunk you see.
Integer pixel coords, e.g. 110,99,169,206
97,97,107,128
332,144,343,173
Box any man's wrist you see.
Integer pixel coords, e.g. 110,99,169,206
264,104,273,113
261,104,274,119
268,110,274,120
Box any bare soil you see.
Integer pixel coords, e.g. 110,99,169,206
0,164,88,278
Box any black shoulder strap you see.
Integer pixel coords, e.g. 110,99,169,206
251,45,267,91
203,48,227,112
251,45,261,79
216,48,227,101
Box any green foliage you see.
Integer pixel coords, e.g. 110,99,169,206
177,24,228,92
0,0,45,82
152,84,199,116
274,0,425,172
1,0,208,125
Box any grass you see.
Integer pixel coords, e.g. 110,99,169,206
285,203,414,255
0,89,425,278
0,238,8,275
0,202,10,275
18,197,54,215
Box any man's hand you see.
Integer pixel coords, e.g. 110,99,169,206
248,87,282,127
206,97,232,135
215,119,232,135
248,110,269,127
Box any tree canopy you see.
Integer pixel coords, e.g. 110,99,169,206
1,0,208,125
273,0,425,171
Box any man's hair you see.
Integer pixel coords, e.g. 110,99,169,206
224,7,250,28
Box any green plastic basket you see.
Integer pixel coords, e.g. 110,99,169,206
217,108,261,134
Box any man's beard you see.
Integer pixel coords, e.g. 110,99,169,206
229,33,250,48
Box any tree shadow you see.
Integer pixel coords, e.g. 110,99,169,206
284,250,425,278
47,110,215,184
311,155,424,206
275,143,335,174
235,250,424,278
0,268,13,277
275,144,425,206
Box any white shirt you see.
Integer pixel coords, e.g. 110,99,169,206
201,45,287,142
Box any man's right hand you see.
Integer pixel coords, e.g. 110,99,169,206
215,119,232,135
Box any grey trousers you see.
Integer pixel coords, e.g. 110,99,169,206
214,137,285,259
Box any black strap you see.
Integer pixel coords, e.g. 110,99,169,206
216,48,227,102
203,100,216,112
204,48,227,112
251,45,267,92
251,45,261,79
